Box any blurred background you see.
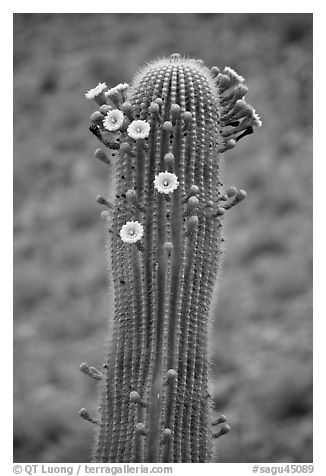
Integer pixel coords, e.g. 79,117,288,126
13,13,312,463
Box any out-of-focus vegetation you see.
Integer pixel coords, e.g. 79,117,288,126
13,13,312,463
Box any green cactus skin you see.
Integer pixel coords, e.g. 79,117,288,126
81,54,261,463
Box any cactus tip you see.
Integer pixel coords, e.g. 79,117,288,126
161,428,172,444
186,215,199,234
164,242,173,253
154,97,163,106
182,111,192,126
129,391,141,403
170,53,182,61
167,369,177,381
135,423,148,435
162,121,173,133
149,102,160,115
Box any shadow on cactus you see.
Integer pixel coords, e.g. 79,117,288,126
80,53,262,463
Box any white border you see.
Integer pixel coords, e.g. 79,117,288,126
5,3,321,474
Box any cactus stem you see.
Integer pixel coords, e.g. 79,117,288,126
85,55,261,463
161,428,173,462
160,370,177,462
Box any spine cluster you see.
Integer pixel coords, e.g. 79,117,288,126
81,54,261,463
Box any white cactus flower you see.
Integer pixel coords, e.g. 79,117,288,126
85,82,107,99
102,109,124,131
252,109,263,127
127,120,150,140
154,171,179,194
114,82,130,92
224,67,244,83
120,221,144,244
106,83,129,96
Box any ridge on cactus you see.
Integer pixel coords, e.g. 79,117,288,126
80,54,261,463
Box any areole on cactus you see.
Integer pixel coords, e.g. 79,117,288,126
80,53,261,463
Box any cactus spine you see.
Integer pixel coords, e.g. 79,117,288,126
81,54,261,462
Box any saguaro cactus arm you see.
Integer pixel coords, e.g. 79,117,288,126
81,54,261,463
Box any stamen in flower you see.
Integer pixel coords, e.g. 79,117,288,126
127,120,150,140
153,171,179,194
103,109,124,132
120,221,144,244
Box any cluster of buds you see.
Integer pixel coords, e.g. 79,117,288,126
86,81,186,247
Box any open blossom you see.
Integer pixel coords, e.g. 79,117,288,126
85,82,107,99
120,221,144,244
103,109,124,132
127,120,150,140
154,171,179,194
